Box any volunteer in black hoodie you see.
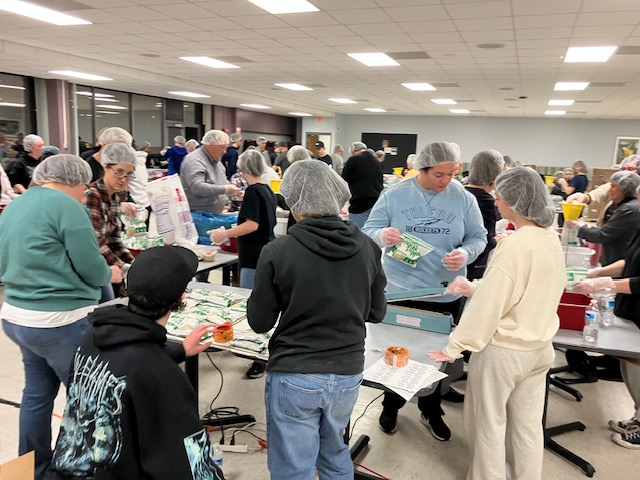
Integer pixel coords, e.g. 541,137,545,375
46,246,225,480
247,160,387,479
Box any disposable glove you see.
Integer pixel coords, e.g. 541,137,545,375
442,248,469,271
572,277,616,295
445,276,474,296
381,227,402,247
428,350,455,363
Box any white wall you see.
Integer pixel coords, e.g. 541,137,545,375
334,114,640,169
301,116,337,146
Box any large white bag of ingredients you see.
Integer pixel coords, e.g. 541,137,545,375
146,174,198,246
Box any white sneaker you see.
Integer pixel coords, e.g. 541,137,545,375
608,417,640,434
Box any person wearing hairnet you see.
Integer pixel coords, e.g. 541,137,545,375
363,141,487,441
7,134,45,193
82,143,138,302
342,141,383,229
0,155,117,479
247,160,386,479
429,167,565,479
404,153,419,179
84,127,134,182
558,159,589,197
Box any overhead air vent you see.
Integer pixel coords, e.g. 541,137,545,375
388,51,431,60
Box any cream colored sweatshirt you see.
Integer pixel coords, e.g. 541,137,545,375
444,226,566,358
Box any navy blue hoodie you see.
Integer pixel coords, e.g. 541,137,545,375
164,146,188,176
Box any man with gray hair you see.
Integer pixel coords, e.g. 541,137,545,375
7,133,45,193
256,136,271,166
181,130,241,215
164,135,188,176
222,133,242,180
332,144,344,176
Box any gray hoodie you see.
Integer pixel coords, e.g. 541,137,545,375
180,147,229,213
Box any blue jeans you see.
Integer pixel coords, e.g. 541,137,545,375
348,209,372,229
265,372,362,480
240,268,256,289
99,284,114,304
2,318,91,480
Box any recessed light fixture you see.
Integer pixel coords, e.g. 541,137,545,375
548,99,574,106
347,52,399,67
275,83,313,91
95,104,127,110
169,91,210,98
364,108,386,113
289,112,313,116
49,71,113,81
402,83,436,91
329,98,357,104
431,99,456,105
0,102,25,107
248,0,319,14
240,103,271,109
450,109,470,114
0,0,91,26
0,84,25,90
180,56,239,69
564,46,617,63
554,82,589,91
545,110,566,115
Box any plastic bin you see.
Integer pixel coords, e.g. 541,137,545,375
557,292,590,330
220,237,238,253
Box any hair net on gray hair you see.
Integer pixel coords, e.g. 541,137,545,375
333,144,343,153
174,135,186,144
406,154,417,169
572,160,587,173
139,141,151,150
42,145,61,157
468,149,504,185
97,127,133,146
100,143,137,166
350,142,366,153
413,141,458,170
201,130,229,146
610,170,640,198
287,145,311,163
229,133,242,143
237,149,267,177
31,154,92,186
256,136,267,144
185,139,199,151
620,154,640,170
23,134,43,153
495,167,555,228
375,150,385,158
281,160,350,217
503,155,514,168
553,170,564,180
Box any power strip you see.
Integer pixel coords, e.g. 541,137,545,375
220,444,248,453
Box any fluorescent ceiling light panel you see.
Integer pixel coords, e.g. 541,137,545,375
548,99,574,106
364,108,386,113
329,98,357,104
554,82,589,91
347,53,399,67
275,83,313,91
94,93,114,98
96,111,120,115
0,84,25,90
545,110,566,115
288,112,313,116
49,71,112,81
0,102,25,107
431,99,456,105
95,104,127,110
180,56,239,69
450,109,470,114
248,0,319,14
0,1,91,26
240,104,271,109
169,91,210,98
402,83,436,91
564,46,617,63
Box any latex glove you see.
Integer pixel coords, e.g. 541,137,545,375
428,350,455,363
121,202,138,218
586,267,603,279
182,324,215,357
109,265,123,284
224,184,241,196
572,277,616,295
381,227,402,247
442,248,469,271
209,227,229,245
121,263,132,279
564,219,585,229
495,218,510,233
445,276,474,296
566,192,586,203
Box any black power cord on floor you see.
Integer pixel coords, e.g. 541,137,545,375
348,392,384,442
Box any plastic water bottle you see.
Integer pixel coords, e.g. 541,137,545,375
583,299,600,342
212,443,223,467
600,288,615,327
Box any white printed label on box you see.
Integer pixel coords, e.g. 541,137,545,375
396,315,421,328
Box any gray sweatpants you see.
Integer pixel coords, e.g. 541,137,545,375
464,343,554,480
620,360,640,419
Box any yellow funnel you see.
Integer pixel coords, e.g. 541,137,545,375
544,175,554,185
393,167,403,175
270,178,282,194
561,201,585,221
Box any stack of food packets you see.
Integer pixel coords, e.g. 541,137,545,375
123,234,165,251
388,232,434,268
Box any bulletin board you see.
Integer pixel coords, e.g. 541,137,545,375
361,133,417,174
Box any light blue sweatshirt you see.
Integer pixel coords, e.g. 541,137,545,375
362,178,487,303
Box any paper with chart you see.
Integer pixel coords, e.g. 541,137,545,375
363,358,448,401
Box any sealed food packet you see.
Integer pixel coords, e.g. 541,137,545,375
388,232,434,268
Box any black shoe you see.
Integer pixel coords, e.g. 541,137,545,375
245,362,266,379
442,387,465,403
420,413,451,441
555,374,598,384
378,411,398,434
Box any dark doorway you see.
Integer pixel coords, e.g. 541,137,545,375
361,133,417,174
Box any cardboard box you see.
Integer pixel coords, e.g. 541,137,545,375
0,452,34,480
590,167,617,189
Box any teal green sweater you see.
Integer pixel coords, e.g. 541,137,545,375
0,187,111,311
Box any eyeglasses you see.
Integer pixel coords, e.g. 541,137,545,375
108,166,135,180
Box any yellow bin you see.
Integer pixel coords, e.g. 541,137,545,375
544,175,555,185
393,167,403,175
270,178,282,193
561,201,585,221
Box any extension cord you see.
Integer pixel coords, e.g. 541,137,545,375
220,444,248,453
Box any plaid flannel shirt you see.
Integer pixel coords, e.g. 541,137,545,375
83,179,134,266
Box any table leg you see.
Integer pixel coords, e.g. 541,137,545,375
222,265,231,286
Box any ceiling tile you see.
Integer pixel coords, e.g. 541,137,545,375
329,8,394,24
454,17,513,31
104,6,170,21
512,0,582,16
383,5,450,22
445,1,511,19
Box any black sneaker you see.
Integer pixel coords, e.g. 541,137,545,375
611,430,640,449
378,412,397,434
442,387,465,403
420,413,451,441
245,362,266,379
609,418,640,435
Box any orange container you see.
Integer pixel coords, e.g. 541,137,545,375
214,322,234,343
384,346,409,367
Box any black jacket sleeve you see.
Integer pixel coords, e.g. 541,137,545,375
163,343,186,364
247,245,281,333
368,258,387,324
578,204,639,244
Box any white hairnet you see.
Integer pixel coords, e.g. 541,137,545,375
201,130,229,146
229,133,242,143
350,141,366,153
97,127,132,146
449,142,461,161
610,170,640,198
237,149,267,177
413,141,457,170
281,160,350,217
406,154,417,168
256,136,267,144
287,145,311,163
333,144,343,153
101,143,137,166
174,135,186,144
468,149,504,185
185,139,199,151
495,167,555,228
620,154,640,170
31,154,92,186
23,134,43,153
139,141,151,150
375,150,385,159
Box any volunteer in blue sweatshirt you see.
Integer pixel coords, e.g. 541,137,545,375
164,135,188,175
363,141,487,441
